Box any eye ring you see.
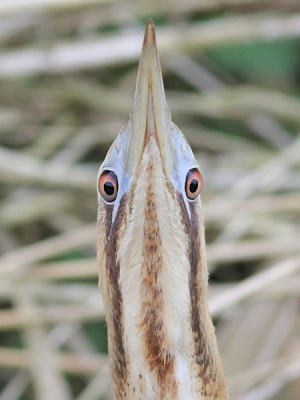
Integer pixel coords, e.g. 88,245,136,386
185,169,203,201
98,170,118,203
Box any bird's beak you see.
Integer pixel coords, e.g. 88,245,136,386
124,19,176,181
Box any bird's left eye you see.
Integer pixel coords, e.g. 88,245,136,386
185,169,203,200
98,171,118,203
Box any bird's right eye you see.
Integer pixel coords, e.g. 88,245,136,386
98,171,118,203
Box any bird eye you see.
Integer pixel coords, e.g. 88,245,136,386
185,169,203,200
98,171,118,203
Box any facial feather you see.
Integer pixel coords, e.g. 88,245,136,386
118,137,194,399
97,136,229,399
97,19,229,400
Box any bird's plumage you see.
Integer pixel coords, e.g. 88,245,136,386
97,20,229,400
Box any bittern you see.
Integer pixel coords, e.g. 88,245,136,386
97,20,228,400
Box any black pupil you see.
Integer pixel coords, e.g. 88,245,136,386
104,182,114,196
189,179,198,193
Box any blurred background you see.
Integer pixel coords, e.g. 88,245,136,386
0,1,300,399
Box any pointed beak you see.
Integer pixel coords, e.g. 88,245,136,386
124,19,176,181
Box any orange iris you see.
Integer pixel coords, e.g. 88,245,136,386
185,169,203,200
98,171,118,203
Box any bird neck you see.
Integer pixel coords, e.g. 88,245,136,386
97,200,228,399
97,142,228,399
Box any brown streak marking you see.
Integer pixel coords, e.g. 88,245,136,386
140,174,177,399
104,205,113,237
188,201,207,378
105,196,128,398
177,193,226,398
177,194,204,365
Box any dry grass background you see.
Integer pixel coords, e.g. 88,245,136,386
0,1,300,399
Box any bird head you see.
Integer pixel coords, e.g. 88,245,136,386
96,19,227,400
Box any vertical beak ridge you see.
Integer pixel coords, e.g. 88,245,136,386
125,19,175,179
